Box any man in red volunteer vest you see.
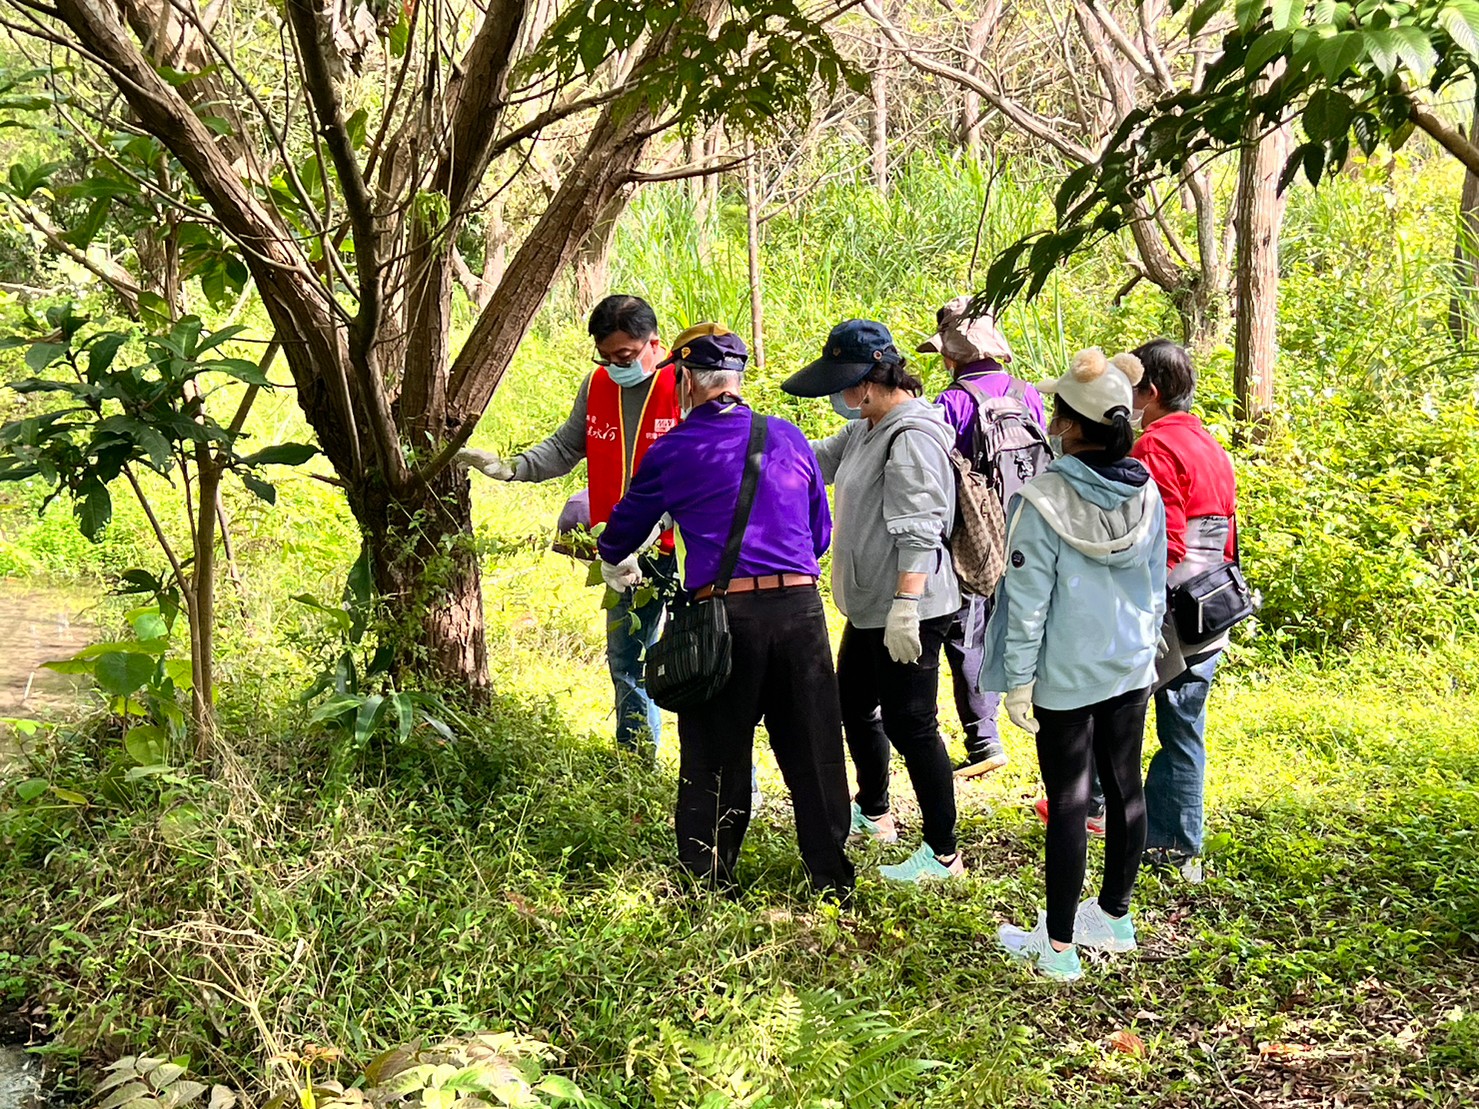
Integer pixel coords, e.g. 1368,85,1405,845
459,295,681,753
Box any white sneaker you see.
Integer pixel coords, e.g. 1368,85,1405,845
1073,898,1138,952
996,913,1083,981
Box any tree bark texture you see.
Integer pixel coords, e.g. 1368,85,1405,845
571,194,629,316
1449,98,1479,345
1233,119,1291,427
744,138,765,371
870,41,888,194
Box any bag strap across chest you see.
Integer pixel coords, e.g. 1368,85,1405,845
711,409,768,596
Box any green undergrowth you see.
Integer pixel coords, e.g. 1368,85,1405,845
3,643,1477,1108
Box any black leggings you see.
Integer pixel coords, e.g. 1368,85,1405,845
837,616,958,857
1035,686,1150,945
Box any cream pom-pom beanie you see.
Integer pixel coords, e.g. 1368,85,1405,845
1036,348,1145,424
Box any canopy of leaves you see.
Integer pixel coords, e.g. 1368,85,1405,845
979,0,1479,308
0,306,315,538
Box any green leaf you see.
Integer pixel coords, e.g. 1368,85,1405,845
236,443,318,467
24,342,66,372
1352,111,1380,155
239,472,276,504
137,291,172,330
1271,0,1301,31
210,358,272,386
1244,29,1292,76
352,694,386,748
1235,0,1266,31
124,724,167,767
393,692,413,743
346,107,369,149
88,333,130,376
308,694,362,727
1439,4,1479,58
77,480,112,541
1316,30,1365,80
95,651,156,696
16,778,48,802
1390,24,1437,78
1389,118,1416,149
1302,140,1326,185
1363,27,1399,75
1187,0,1228,36
535,1075,585,1103
1303,89,1354,141
51,785,87,805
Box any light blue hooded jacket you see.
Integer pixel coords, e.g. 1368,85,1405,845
979,454,1168,711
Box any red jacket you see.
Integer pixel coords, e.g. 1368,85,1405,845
1131,412,1236,571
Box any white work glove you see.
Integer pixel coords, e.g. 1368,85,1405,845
600,555,643,593
456,448,515,481
1004,683,1038,736
883,596,922,665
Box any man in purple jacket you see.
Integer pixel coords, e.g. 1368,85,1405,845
597,324,854,898
920,297,1046,778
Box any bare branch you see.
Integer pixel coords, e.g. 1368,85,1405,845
627,155,749,183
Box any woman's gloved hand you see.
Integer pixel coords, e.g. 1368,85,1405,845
1004,683,1039,736
883,596,922,665
600,555,644,593
456,448,515,481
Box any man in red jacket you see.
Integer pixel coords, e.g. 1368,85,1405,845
1130,339,1237,884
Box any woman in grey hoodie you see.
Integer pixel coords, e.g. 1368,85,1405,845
783,320,964,884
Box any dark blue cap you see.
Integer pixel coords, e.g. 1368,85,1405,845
782,319,903,397
656,323,748,373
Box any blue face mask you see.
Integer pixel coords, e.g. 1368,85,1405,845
830,392,862,420
605,359,649,387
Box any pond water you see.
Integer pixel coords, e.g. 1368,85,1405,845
0,1045,40,1109
0,579,96,777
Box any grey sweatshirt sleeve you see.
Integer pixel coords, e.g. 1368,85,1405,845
513,376,590,481
883,429,955,574
808,421,859,483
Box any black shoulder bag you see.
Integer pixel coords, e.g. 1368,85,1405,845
1168,520,1258,646
643,409,768,712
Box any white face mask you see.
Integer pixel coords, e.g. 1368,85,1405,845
1048,434,1064,457
1131,406,1146,431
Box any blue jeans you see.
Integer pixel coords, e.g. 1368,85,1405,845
1144,651,1221,855
606,553,674,753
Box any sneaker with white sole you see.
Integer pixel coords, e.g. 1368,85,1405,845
997,916,1082,981
1073,898,1137,952
848,802,898,844
878,842,966,883
953,748,1009,778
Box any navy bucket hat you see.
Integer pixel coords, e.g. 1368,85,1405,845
782,319,903,397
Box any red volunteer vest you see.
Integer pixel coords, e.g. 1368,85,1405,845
586,364,680,553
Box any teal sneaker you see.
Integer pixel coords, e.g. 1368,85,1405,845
878,842,966,883
1073,898,1137,952
997,917,1083,982
849,802,899,844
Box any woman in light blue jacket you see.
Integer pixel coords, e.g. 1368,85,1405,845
981,349,1167,981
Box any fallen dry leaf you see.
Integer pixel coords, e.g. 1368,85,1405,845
1106,1029,1146,1057
1258,1041,1312,1058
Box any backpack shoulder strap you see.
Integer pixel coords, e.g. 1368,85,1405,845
1006,378,1028,403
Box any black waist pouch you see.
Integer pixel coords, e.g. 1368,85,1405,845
1169,561,1256,646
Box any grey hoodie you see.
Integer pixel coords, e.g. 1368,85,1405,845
811,399,960,628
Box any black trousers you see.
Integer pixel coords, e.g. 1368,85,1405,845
675,588,855,893
837,615,958,857
1035,686,1151,944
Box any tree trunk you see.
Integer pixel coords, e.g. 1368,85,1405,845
190,461,220,754
961,3,999,159
1449,97,1479,345
354,467,489,697
870,41,888,194
1233,118,1291,428
744,138,765,371
571,193,628,316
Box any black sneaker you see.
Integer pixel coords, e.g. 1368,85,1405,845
1143,848,1204,884
953,748,1009,778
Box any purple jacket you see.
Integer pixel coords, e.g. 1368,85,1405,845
598,400,830,591
934,360,1046,456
